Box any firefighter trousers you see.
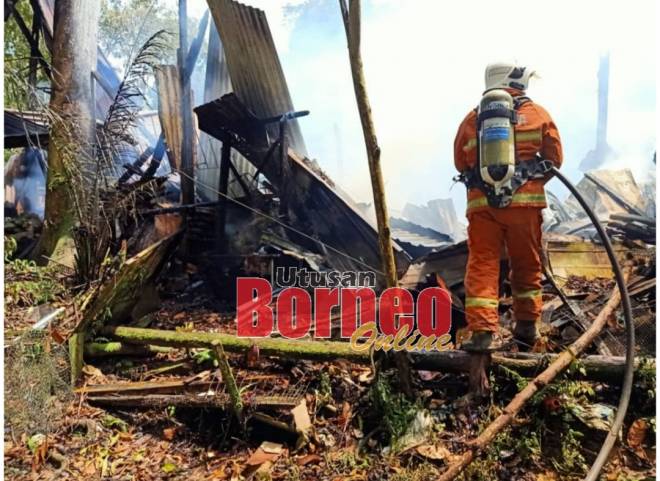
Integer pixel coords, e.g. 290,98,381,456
464,207,543,332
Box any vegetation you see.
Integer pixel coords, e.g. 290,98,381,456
4,237,64,308
3,0,50,109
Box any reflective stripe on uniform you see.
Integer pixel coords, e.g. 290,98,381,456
513,289,542,299
467,197,489,210
465,297,499,309
510,193,546,205
463,138,477,152
515,130,542,142
467,192,547,211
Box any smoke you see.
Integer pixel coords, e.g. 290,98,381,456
184,0,656,216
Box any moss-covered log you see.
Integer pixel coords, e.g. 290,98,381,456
101,326,652,382
102,325,366,362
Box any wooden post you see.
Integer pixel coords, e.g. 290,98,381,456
339,0,413,396
31,0,99,264
216,135,231,252
213,341,243,424
69,332,85,386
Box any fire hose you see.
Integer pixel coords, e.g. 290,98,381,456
549,166,635,481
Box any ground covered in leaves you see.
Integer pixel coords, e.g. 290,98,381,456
4,263,657,481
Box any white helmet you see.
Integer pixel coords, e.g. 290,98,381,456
484,62,536,92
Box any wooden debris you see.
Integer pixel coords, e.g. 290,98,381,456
69,231,181,383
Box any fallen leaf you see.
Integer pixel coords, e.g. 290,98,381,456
536,471,559,481
82,364,104,380
246,344,260,368
162,461,178,473
291,399,312,433
417,370,441,381
543,396,562,413
50,328,66,344
626,418,649,459
296,454,321,466
416,443,451,461
162,427,177,441
260,441,283,455
245,442,282,466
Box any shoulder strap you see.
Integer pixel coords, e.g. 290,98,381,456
514,96,531,109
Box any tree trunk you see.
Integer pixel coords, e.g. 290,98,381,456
338,0,413,397
33,0,99,265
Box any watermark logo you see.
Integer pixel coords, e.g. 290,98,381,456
236,269,453,352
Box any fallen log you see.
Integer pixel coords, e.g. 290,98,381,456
87,394,297,410
436,275,628,481
100,327,652,382
102,326,367,362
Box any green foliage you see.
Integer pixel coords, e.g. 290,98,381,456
314,371,332,411
191,348,219,367
4,247,64,307
5,236,18,260
102,414,128,432
369,374,418,447
634,358,656,400
390,462,437,481
551,425,588,475
4,0,51,109
100,0,178,65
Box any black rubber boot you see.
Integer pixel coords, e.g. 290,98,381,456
513,320,539,349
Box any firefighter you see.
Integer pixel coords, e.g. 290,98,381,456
454,63,563,351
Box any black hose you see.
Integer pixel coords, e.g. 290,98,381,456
550,167,635,481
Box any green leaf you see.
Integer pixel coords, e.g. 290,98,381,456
162,462,178,473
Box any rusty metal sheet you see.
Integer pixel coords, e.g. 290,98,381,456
154,65,183,171
206,0,307,156
197,21,256,200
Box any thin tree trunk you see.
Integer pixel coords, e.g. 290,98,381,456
32,0,99,265
338,0,413,396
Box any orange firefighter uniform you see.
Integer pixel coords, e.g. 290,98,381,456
454,89,563,332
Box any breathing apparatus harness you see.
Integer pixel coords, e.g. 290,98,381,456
455,90,553,207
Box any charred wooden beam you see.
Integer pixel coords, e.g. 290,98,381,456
216,134,231,252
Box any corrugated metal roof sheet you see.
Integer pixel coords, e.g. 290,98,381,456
207,0,307,156
4,110,49,149
197,21,256,201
